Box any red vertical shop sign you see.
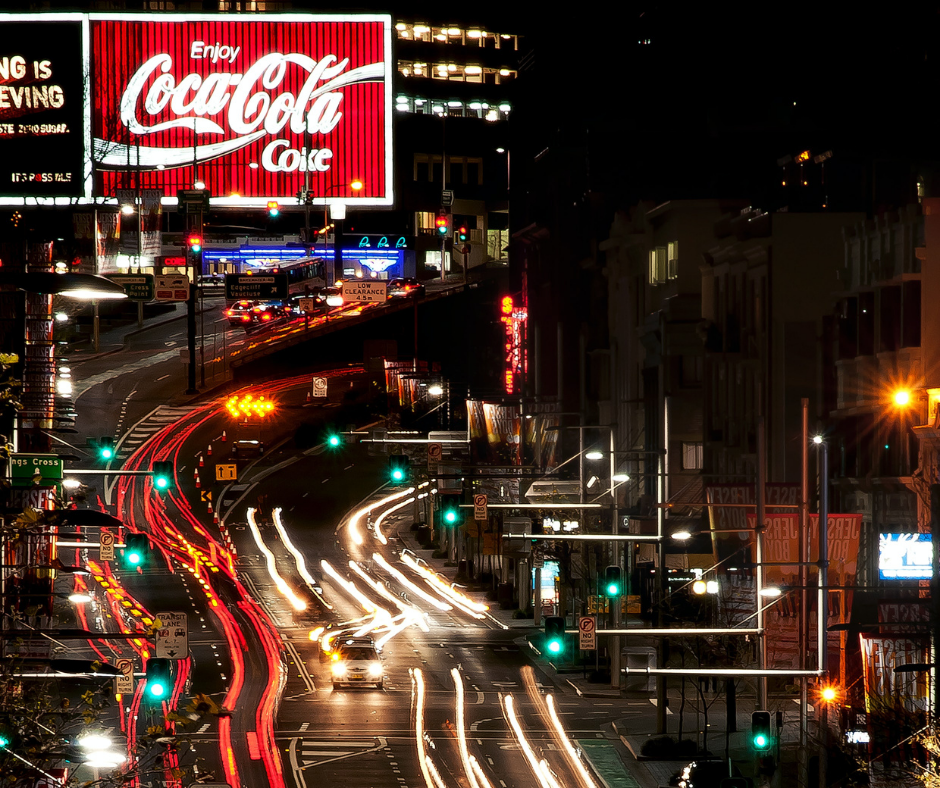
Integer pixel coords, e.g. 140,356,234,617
89,14,392,206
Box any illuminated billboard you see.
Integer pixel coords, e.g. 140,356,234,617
0,16,85,197
879,532,932,580
88,14,392,208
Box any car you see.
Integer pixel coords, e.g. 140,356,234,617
250,300,293,325
224,300,257,326
197,274,225,289
330,640,384,689
672,759,745,788
231,439,264,457
387,278,426,299
313,285,344,307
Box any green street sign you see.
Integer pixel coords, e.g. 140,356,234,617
10,453,64,487
224,273,288,301
108,273,154,302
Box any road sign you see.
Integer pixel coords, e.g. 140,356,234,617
154,274,190,302
427,442,442,467
312,377,328,398
10,453,63,487
216,463,237,482
155,612,188,659
108,273,154,302
340,280,387,303
473,493,488,522
176,188,211,213
115,658,134,694
225,273,288,301
578,616,596,651
200,490,213,503
442,189,454,207
298,297,317,314
99,531,115,561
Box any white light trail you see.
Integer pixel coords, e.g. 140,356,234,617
272,507,332,609
452,669,492,788
320,560,380,615
400,552,488,617
413,668,450,788
372,553,453,611
501,694,563,788
346,484,427,545
349,561,430,633
372,497,415,545
246,508,306,611
547,695,597,788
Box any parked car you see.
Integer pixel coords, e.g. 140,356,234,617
224,300,258,326
386,278,426,299
672,759,745,788
231,438,264,458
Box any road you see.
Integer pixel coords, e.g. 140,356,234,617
66,317,651,788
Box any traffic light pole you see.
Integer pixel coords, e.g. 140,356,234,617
186,283,197,394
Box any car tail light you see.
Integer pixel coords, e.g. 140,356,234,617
241,315,250,322
262,313,272,321
225,310,232,316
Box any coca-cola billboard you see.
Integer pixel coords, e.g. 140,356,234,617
89,15,392,207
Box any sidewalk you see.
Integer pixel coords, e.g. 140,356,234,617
66,298,223,364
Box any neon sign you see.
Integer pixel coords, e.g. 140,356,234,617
500,295,527,395
89,14,392,207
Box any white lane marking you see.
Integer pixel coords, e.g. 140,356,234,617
74,349,179,401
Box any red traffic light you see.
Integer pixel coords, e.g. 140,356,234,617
267,201,280,217
436,215,450,235
188,235,202,253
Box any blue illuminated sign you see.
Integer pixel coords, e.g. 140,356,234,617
878,533,932,580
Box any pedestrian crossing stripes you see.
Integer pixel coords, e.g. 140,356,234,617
296,738,378,767
116,406,193,459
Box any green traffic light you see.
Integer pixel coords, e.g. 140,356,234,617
155,476,169,490
547,639,562,654
100,447,113,460
391,468,404,481
606,582,619,596
328,435,341,448
444,510,458,524
0,734,8,747
753,734,768,748
148,682,166,698
127,551,142,566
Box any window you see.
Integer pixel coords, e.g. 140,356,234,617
667,241,678,279
682,442,703,470
648,247,666,285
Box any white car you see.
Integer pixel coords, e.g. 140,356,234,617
331,642,383,689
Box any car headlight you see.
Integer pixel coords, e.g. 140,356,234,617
368,662,383,678
332,663,348,677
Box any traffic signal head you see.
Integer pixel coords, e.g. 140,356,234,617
457,226,467,242
123,533,150,569
544,616,565,655
436,214,450,236
604,565,622,598
97,436,115,461
442,500,460,526
152,461,173,491
267,201,280,217
389,454,409,483
187,235,202,253
750,710,772,751
327,433,342,449
145,658,172,700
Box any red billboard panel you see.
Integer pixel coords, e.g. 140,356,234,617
89,14,392,207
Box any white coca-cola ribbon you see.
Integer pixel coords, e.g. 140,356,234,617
93,130,266,169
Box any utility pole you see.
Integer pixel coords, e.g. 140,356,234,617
818,438,830,788
799,398,809,788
